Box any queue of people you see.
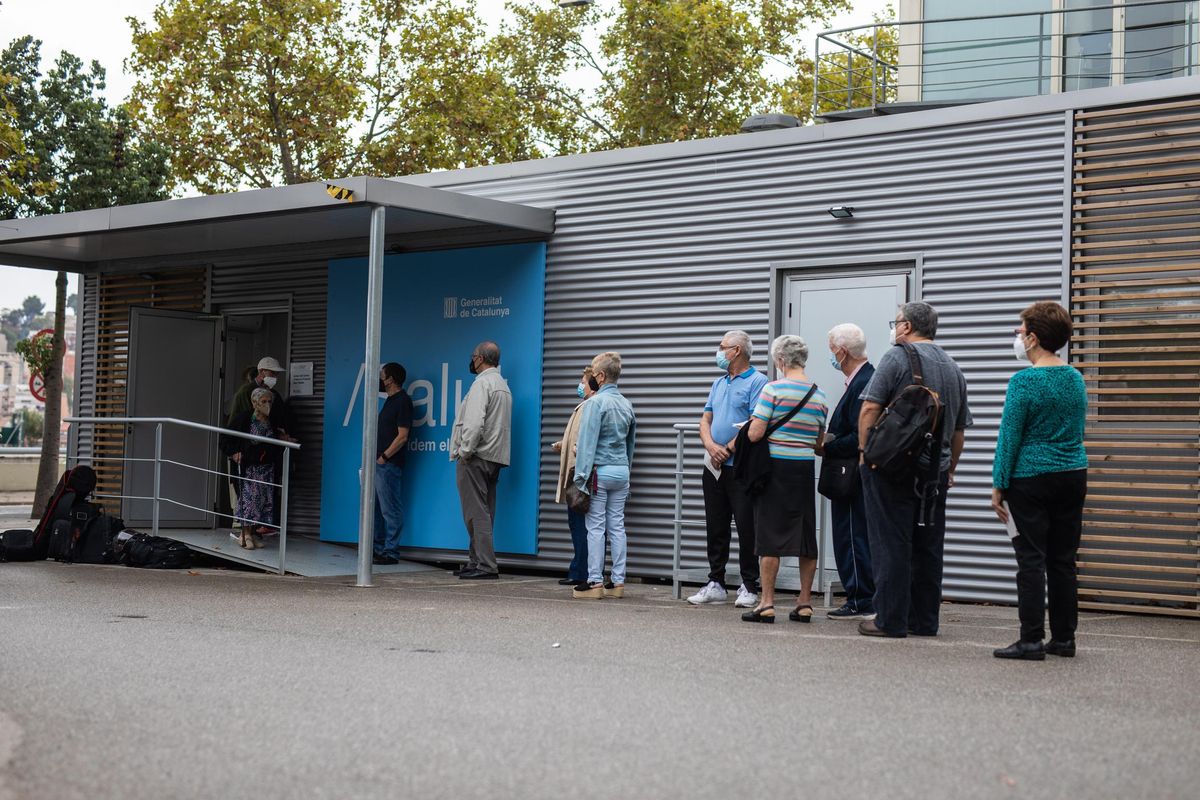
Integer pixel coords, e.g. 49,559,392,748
231,300,1085,661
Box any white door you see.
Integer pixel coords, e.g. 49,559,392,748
784,272,909,589
123,308,222,527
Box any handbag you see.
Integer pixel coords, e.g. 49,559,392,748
565,467,595,515
733,383,819,496
818,454,859,500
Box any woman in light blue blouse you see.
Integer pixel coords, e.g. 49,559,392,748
991,301,1088,661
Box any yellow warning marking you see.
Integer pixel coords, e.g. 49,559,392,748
325,183,355,202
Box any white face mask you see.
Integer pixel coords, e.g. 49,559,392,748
888,327,897,346
263,375,278,389
1013,334,1031,363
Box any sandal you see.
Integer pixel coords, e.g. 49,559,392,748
741,605,775,624
789,605,814,623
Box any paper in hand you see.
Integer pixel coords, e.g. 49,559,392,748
1001,502,1020,540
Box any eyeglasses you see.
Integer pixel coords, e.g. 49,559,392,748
888,319,906,329
1012,328,1028,336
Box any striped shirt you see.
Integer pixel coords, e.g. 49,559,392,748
751,379,828,461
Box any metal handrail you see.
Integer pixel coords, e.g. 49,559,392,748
65,416,298,575
813,0,1200,118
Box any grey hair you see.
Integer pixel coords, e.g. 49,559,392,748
770,334,809,369
901,301,938,338
722,330,753,359
474,341,500,367
251,387,274,404
591,351,622,382
827,323,867,359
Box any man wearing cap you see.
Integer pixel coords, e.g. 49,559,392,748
227,356,297,441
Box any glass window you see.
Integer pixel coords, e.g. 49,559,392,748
1125,1,1191,83
1063,0,1114,91
921,0,1053,99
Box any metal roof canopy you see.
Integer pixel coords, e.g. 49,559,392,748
0,175,555,270
0,176,554,589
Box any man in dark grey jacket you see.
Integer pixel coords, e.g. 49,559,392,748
450,341,512,579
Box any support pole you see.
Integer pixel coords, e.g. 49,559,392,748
278,447,290,576
152,422,162,537
357,205,386,588
671,427,685,600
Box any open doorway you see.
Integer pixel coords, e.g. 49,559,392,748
215,304,291,525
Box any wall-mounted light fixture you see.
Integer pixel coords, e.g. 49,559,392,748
827,206,854,219
557,0,593,7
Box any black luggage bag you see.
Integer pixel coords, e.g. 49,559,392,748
0,529,37,562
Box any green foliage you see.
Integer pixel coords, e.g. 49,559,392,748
0,36,171,219
496,0,852,150
14,329,53,376
0,72,46,202
804,8,900,115
20,407,43,443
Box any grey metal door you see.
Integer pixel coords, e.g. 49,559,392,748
123,307,222,527
784,272,909,588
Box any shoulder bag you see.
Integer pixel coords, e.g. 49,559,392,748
733,383,819,496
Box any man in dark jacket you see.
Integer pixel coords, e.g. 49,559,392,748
823,323,876,619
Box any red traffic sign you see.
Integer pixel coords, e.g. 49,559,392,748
29,372,46,403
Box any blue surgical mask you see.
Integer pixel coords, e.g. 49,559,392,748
715,348,731,370
576,383,586,399
830,352,842,370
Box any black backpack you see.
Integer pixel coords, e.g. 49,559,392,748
733,383,819,496
33,465,98,559
120,533,192,569
47,502,103,563
862,344,943,478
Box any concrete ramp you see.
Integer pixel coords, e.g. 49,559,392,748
166,529,440,578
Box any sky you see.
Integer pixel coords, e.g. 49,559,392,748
0,0,891,308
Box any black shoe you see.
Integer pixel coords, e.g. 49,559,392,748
1045,639,1076,657
459,569,499,580
452,565,475,576
993,640,1046,660
741,605,776,624
558,577,577,585
858,620,905,638
373,555,399,565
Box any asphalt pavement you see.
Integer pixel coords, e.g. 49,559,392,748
1,555,1198,800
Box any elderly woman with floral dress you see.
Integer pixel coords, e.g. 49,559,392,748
221,387,283,549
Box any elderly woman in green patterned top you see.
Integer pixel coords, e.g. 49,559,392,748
991,301,1088,662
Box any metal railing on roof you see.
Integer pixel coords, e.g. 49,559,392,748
813,0,1200,119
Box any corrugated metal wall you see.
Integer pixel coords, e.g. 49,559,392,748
73,273,99,464
209,260,329,534
412,112,1070,603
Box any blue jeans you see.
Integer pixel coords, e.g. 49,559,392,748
586,475,629,585
373,462,404,558
567,508,589,582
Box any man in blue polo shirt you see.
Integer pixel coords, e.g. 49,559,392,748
689,330,769,607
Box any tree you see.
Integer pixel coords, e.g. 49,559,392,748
127,0,566,191
19,408,43,445
495,0,852,150
1,36,171,516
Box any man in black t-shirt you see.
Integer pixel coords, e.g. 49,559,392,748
374,362,414,565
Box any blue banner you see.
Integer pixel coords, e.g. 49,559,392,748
319,243,545,555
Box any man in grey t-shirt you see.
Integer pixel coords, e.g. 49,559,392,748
855,301,972,639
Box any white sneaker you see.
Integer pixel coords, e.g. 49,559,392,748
686,581,728,605
734,584,759,608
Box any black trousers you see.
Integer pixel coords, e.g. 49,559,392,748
1006,470,1087,643
829,476,874,612
860,465,949,636
702,466,760,591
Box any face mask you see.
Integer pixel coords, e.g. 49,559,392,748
715,348,731,370
587,376,600,392
378,379,387,393
888,327,898,346
468,358,478,375
576,383,586,399
263,376,277,389
1013,334,1031,362
829,352,842,370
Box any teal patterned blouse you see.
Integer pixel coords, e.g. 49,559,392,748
992,366,1088,490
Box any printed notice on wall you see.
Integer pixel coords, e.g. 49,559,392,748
290,362,314,397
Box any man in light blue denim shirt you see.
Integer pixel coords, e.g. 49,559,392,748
572,351,636,599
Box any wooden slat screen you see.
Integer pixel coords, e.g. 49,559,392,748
90,269,208,504
1071,97,1200,619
